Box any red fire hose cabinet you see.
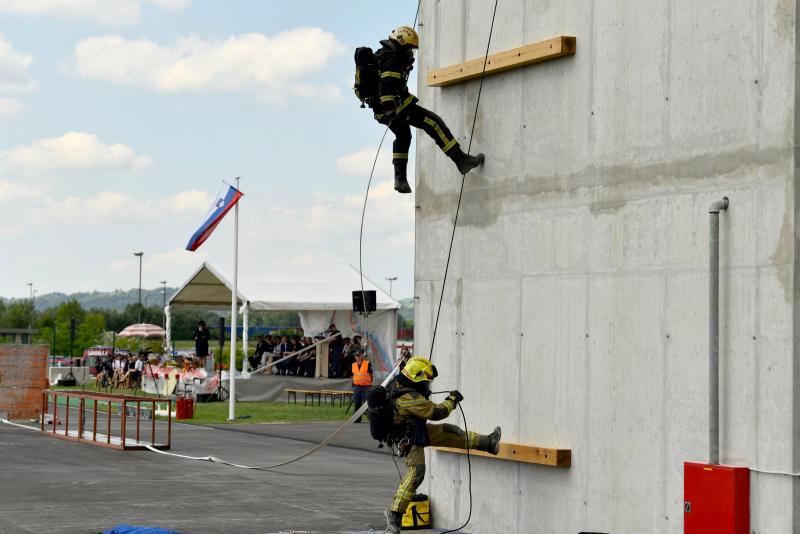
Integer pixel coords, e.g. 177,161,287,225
684,462,749,534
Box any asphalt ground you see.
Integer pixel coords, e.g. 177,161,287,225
0,412,468,534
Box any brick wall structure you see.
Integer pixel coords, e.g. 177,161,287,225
0,344,49,419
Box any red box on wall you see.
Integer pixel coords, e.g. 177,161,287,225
684,462,749,534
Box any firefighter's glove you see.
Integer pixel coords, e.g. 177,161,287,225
448,390,464,404
382,97,401,118
375,112,394,126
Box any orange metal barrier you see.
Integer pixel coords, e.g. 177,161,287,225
41,390,171,450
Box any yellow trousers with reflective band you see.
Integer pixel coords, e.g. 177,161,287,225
389,423,482,514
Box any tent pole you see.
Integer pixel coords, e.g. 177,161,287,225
241,303,249,373
228,177,240,421
164,305,172,356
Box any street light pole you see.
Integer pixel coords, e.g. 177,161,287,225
26,282,33,328
385,276,398,297
133,252,143,323
160,281,167,330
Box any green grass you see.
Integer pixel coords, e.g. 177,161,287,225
49,381,351,425
48,382,161,412
51,382,159,398
184,401,351,426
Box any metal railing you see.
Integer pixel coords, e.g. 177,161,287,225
41,390,171,451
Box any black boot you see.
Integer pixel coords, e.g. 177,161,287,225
394,162,412,194
449,146,485,175
384,509,402,534
478,426,502,455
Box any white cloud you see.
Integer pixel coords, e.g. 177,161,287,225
0,97,23,118
147,0,190,10
33,190,133,225
272,252,339,267
0,34,36,93
27,187,213,227
0,225,20,238
71,28,345,102
246,179,414,249
336,146,393,179
0,131,152,174
0,178,43,203
161,189,212,215
0,0,191,26
109,247,206,274
0,180,416,298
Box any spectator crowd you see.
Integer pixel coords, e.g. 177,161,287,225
248,324,367,378
95,353,146,389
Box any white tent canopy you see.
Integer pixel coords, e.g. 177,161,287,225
165,262,400,375
167,262,247,310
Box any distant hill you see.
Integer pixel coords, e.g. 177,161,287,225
2,288,178,311
3,289,413,314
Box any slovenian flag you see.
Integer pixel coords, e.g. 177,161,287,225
185,184,244,251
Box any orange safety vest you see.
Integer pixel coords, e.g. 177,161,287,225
352,359,372,386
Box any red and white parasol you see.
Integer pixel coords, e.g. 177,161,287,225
118,323,166,339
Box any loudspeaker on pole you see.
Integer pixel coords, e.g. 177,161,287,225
352,290,377,314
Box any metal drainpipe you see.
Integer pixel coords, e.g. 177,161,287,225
708,196,729,465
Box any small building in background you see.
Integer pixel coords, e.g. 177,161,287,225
0,328,38,345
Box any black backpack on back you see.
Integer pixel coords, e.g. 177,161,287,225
366,381,415,447
353,46,378,108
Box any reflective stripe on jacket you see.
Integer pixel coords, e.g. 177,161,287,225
352,360,372,386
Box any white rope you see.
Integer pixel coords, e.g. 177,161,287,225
144,365,400,471
0,418,39,431
143,402,369,470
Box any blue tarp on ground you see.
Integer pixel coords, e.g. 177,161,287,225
103,526,182,534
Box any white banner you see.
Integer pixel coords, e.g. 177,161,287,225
297,309,397,378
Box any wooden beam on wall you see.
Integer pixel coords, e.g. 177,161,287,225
427,36,576,88
432,442,572,467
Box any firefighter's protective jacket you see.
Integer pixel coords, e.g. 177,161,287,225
375,39,418,116
394,390,457,427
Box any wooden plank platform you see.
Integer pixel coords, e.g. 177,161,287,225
427,36,576,88
432,442,571,467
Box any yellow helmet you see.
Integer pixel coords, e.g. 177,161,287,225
390,26,419,48
401,356,437,383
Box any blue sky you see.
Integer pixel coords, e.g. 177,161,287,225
0,1,419,300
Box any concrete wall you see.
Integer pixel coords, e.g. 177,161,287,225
0,344,49,419
413,1,799,532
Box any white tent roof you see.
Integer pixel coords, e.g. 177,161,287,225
167,262,247,310
168,262,399,312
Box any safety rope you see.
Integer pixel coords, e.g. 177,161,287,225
138,0,419,479
144,404,368,470
421,3,500,532
0,418,39,431
141,365,399,471
0,7,495,533
428,0,500,363
357,0,424,373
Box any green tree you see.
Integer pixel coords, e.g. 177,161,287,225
1,300,36,328
76,312,106,350
55,299,86,324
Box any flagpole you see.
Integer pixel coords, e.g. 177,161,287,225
228,176,240,421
